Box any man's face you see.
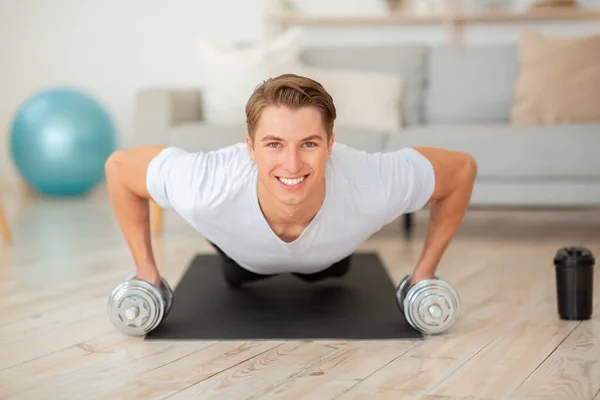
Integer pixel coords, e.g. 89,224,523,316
246,105,334,208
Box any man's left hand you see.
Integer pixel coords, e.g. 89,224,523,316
409,269,436,286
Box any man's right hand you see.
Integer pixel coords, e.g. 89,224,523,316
137,268,161,288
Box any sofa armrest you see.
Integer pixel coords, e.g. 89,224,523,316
134,88,203,144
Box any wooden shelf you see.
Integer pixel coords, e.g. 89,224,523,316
271,7,600,27
272,12,447,26
458,7,600,22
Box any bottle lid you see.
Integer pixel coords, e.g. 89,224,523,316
554,246,595,267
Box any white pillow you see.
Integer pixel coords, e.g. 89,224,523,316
197,29,304,125
299,66,404,133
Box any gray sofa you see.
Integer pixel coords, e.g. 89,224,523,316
134,42,600,235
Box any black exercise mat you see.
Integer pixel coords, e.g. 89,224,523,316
145,252,422,340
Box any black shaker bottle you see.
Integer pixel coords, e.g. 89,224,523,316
553,246,595,320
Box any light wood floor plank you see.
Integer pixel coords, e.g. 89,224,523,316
335,355,466,399
336,386,429,400
9,340,278,400
164,341,343,399
1,333,215,398
246,340,420,399
428,320,577,398
507,304,600,400
0,312,114,371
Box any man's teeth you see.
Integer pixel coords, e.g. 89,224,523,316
278,176,305,186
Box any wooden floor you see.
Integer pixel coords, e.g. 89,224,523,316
1,190,600,399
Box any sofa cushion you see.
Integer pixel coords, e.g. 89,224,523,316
332,127,387,153
300,66,404,132
511,30,600,125
300,44,427,127
383,123,600,179
425,44,519,124
197,29,302,125
167,123,247,150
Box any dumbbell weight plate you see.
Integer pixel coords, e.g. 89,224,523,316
108,278,166,336
160,277,174,318
395,274,444,313
403,278,460,335
396,274,412,313
124,273,173,318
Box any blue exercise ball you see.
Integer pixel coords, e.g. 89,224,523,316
9,88,118,196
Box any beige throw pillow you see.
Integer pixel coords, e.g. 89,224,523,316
511,30,600,124
300,66,404,132
196,29,303,125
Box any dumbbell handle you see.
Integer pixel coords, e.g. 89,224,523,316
124,307,139,320
428,304,443,319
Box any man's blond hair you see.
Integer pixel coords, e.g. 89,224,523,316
245,73,336,141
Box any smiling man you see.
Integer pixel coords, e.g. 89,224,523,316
105,74,477,289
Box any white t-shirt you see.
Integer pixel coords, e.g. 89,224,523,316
146,142,435,275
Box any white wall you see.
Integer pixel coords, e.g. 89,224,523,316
1,0,600,188
0,0,266,187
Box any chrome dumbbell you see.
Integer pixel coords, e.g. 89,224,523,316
396,274,460,335
108,273,173,336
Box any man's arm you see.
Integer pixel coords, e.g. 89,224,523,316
105,145,167,287
409,147,478,284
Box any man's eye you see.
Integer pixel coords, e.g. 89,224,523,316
304,142,316,147
268,142,280,148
